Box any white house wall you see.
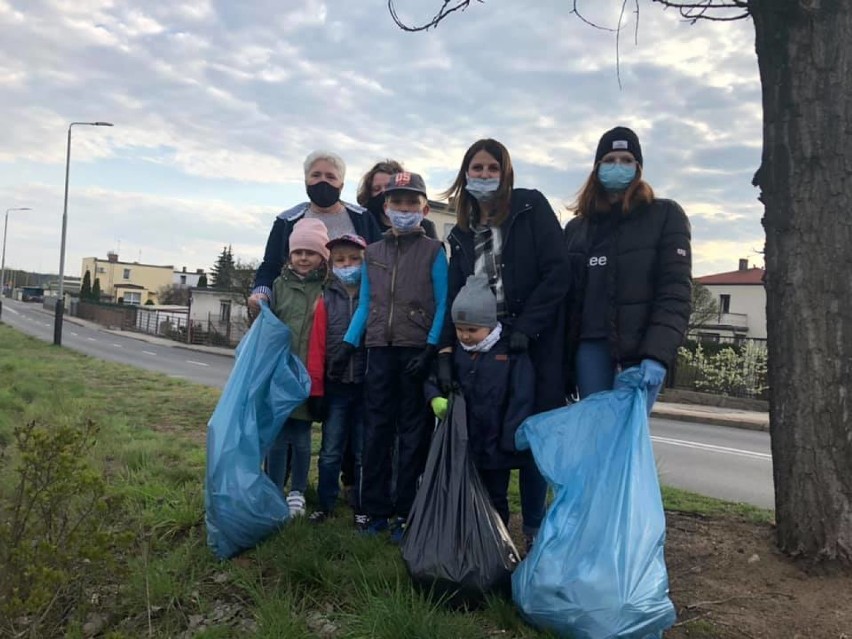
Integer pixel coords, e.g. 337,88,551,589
703,284,767,339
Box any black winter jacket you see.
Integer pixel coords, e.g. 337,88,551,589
426,335,535,470
563,198,692,387
324,278,366,385
444,188,570,412
252,202,382,294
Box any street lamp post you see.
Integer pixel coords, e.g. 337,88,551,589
0,207,32,320
54,121,113,346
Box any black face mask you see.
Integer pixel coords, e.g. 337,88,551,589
366,193,386,218
306,181,341,208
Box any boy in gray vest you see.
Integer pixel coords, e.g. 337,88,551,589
331,171,448,541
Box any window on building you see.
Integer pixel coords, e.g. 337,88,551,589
124,291,141,305
180,275,187,285
97,267,105,274
719,294,731,314
123,268,131,279
219,301,231,323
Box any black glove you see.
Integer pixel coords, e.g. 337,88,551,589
307,396,326,422
509,331,530,353
405,344,437,379
436,351,456,395
329,343,356,378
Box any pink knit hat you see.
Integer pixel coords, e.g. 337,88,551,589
290,218,330,261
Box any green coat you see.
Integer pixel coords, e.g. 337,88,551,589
272,265,326,421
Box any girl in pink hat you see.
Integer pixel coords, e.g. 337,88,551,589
266,218,331,516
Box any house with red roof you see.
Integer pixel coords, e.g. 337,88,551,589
694,259,766,340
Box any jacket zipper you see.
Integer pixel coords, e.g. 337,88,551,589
386,235,400,344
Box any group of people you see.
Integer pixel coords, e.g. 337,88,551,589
247,126,692,549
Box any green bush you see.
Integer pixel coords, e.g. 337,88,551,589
0,419,129,636
677,341,768,398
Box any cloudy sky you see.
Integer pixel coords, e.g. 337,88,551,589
0,0,763,278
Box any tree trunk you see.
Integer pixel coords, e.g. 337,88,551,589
753,0,852,564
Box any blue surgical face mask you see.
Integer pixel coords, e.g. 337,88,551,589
597,163,637,192
334,265,361,286
387,209,424,232
465,176,500,201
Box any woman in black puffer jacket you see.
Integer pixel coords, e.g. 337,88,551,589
564,126,691,409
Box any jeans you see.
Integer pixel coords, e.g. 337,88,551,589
576,338,661,412
317,386,364,512
266,418,312,493
519,460,547,535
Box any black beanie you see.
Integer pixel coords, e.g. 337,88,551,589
594,126,643,167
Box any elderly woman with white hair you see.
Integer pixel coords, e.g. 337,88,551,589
249,150,382,315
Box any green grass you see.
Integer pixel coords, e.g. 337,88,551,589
662,485,774,524
0,323,773,637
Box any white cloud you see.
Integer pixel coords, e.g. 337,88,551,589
0,0,763,277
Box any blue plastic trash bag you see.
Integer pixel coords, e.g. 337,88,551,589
205,303,310,559
512,367,676,639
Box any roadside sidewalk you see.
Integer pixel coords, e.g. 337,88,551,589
651,400,769,432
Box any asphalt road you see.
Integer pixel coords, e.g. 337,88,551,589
1,297,775,509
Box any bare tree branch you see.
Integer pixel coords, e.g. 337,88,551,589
388,0,481,32
651,0,750,23
388,0,749,32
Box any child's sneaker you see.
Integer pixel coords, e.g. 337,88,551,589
308,510,328,524
358,516,388,535
353,513,369,531
389,516,407,545
287,491,306,517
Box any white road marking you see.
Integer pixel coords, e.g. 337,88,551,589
87,337,96,341
112,343,124,349
651,435,772,461
142,350,157,356
186,360,209,367
4,306,19,315
70,332,79,336
43,323,50,327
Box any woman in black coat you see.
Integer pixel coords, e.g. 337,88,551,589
248,150,382,317
564,126,692,408
440,138,571,548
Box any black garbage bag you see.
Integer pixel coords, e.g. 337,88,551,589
401,392,521,605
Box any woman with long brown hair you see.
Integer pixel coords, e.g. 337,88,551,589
439,138,571,549
564,126,692,408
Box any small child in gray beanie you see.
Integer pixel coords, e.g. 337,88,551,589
451,275,498,330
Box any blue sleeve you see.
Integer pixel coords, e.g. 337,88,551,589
343,262,370,346
427,249,448,346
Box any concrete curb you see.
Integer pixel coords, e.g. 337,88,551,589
651,406,769,433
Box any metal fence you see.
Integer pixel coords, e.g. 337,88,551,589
126,307,249,349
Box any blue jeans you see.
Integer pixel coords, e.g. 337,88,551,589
317,386,364,512
519,460,547,536
576,339,661,411
266,418,312,493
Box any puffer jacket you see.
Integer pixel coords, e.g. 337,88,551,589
563,197,692,388
426,334,535,470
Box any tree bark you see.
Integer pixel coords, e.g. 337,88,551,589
753,0,852,564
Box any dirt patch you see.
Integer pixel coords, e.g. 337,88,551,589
665,511,852,638
510,511,852,637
